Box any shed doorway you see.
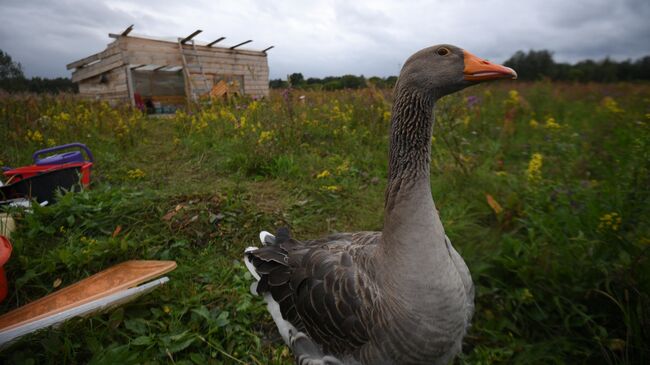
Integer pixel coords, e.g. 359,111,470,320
132,67,185,114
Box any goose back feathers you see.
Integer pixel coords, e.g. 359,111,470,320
245,44,516,365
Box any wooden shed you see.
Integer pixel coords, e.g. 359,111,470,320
67,26,272,111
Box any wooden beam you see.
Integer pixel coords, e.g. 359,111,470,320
153,65,168,71
130,64,146,70
261,46,274,53
126,67,135,107
67,45,119,70
71,54,125,83
206,37,225,47
230,40,252,50
180,30,202,44
121,24,134,36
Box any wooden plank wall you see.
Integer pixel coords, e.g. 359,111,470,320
122,37,269,97
70,41,124,83
78,66,130,105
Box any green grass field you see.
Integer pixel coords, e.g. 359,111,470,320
0,81,649,364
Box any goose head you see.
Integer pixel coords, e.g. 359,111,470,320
395,44,517,99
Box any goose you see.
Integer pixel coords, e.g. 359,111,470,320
244,44,517,365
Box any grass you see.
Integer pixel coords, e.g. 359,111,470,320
0,81,649,364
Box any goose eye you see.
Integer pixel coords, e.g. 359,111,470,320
437,47,450,56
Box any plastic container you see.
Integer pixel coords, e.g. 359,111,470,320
0,236,12,303
33,143,94,166
1,163,92,204
3,162,92,187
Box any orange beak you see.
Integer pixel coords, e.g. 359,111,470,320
463,50,517,81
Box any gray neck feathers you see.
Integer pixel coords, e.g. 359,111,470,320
382,87,448,263
385,88,435,213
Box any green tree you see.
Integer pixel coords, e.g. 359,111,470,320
0,49,27,91
288,72,305,87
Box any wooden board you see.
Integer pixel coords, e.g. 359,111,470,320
72,53,125,83
0,260,176,332
67,42,121,70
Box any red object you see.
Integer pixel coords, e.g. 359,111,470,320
3,162,93,187
0,236,12,303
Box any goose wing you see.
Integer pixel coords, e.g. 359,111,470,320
245,229,381,357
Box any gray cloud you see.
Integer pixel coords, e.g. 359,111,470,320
0,0,648,79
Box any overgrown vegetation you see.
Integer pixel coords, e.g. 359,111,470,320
0,82,649,364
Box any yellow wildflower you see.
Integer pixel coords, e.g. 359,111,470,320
257,130,274,145
248,100,260,112
544,117,561,130
322,185,341,192
527,153,543,183
26,129,44,143
336,160,350,175
529,119,539,128
602,96,624,113
520,288,534,303
163,305,172,314
598,212,622,232
127,168,146,179
47,138,57,147
316,170,331,179
383,111,391,123
508,90,519,103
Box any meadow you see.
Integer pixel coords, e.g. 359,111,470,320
0,81,648,364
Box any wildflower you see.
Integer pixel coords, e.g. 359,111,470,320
247,100,260,112
602,96,624,113
26,129,44,143
529,119,539,128
322,185,341,192
520,288,534,303
336,160,350,174
163,305,172,314
47,138,57,147
466,95,480,108
598,212,622,232
526,153,543,183
316,170,331,179
127,168,146,179
383,111,391,123
544,117,561,130
257,130,274,145
508,90,519,103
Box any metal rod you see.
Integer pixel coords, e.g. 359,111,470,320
262,46,275,53
180,30,202,44
207,37,226,47
230,40,252,50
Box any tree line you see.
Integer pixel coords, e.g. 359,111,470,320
272,50,650,89
0,50,77,93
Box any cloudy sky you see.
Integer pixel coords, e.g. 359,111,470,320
1,0,649,79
